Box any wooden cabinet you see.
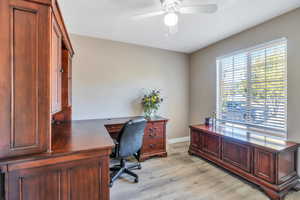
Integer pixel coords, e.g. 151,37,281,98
105,117,168,162
51,16,62,114
51,49,73,122
0,0,104,200
189,125,299,200
6,153,110,200
0,0,50,159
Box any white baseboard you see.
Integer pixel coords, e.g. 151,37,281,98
168,136,190,144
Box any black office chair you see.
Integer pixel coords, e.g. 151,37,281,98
110,117,147,187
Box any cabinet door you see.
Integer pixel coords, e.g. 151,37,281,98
51,16,62,114
68,160,105,200
0,0,50,158
201,132,221,158
61,49,72,108
222,139,251,172
8,168,63,200
190,130,201,149
68,54,72,106
254,148,275,183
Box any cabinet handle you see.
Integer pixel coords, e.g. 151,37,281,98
149,144,156,149
60,68,64,73
148,127,157,132
149,132,156,137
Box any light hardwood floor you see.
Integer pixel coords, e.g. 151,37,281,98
110,142,300,200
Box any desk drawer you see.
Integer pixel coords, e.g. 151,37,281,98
142,138,164,153
145,122,164,138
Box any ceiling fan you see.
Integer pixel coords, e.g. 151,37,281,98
132,0,218,33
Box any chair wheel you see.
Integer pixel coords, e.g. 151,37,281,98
134,178,139,183
137,165,142,170
109,181,113,187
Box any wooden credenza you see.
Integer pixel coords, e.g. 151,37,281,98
189,125,299,200
105,116,168,162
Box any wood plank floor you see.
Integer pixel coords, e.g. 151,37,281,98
110,142,300,200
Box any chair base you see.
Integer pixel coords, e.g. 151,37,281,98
110,158,142,187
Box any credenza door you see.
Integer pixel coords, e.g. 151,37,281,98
201,132,221,158
0,0,50,158
190,130,201,149
254,148,275,183
222,138,252,172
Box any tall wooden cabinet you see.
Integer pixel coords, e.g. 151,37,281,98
0,0,73,159
0,0,50,159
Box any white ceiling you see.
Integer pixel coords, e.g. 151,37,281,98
59,0,300,53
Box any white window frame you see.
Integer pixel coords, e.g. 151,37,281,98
216,38,288,138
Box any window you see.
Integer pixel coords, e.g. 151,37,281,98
217,38,287,137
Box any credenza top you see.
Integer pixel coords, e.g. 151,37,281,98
190,124,298,152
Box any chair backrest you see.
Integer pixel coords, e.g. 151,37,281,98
117,117,147,158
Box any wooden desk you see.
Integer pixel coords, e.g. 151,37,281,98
189,125,299,200
0,117,168,200
104,116,169,161
0,119,115,200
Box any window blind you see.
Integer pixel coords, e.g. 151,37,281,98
217,39,287,137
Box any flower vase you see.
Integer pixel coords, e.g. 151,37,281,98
144,109,156,120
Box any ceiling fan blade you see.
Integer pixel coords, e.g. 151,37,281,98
132,11,165,20
180,4,218,14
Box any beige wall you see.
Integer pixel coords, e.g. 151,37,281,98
70,8,300,147
71,34,190,139
190,8,300,170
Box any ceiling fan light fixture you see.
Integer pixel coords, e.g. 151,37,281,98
164,12,178,27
